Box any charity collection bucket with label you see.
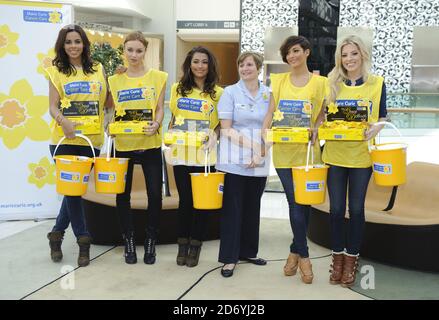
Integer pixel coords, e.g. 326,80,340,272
53,134,95,196
94,135,129,194
190,150,225,210
369,122,407,186
292,141,329,205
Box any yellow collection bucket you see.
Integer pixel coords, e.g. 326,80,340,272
94,136,129,194
369,122,407,186
292,141,328,205
190,150,225,210
53,135,95,196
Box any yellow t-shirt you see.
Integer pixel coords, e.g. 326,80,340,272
322,75,384,168
46,63,107,148
270,73,328,168
168,83,223,166
108,69,168,151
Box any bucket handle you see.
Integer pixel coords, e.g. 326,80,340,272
368,121,402,152
105,133,116,161
53,134,96,159
305,141,315,172
204,149,211,177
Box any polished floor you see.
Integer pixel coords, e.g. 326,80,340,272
0,192,438,300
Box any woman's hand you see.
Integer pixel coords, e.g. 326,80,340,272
143,121,160,136
365,123,384,141
61,118,81,139
203,129,218,152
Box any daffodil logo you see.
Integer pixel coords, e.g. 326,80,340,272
273,109,284,122
175,115,185,126
262,92,269,101
200,102,210,115
302,102,313,114
357,99,369,107
115,107,126,117
90,82,101,94
0,25,19,58
37,48,55,79
60,97,71,109
327,102,339,114
142,87,154,100
48,11,62,24
0,79,50,149
28,156,56,189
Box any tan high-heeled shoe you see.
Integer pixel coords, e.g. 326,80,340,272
298,257,314,284
283,253,300,276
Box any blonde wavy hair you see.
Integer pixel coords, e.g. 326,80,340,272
327,35,371,103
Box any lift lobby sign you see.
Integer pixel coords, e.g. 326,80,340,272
177,21,240,29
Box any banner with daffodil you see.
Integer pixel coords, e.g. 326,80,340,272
0,1,72,220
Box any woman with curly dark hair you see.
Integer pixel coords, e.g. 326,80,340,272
166,46,223,267
45,24,109,267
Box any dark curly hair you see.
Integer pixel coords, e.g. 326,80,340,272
176,46,219,100
52,24,97,76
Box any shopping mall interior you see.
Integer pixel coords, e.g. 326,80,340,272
0,0,438,301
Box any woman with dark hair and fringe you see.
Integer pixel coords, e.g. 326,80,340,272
46,24,109,267
107,31,168,265
166,46,223,267
262,35,328,284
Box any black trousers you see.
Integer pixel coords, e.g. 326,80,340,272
218,173,267,264
173,165,215,241
115,147,162,237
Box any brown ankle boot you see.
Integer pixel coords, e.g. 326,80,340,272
47,231,64,262
77,236,92,267
329,252,344,285
341,254,359,287
186,239,202,267
176,237,189,266
298,257,314,284
284,253,299,276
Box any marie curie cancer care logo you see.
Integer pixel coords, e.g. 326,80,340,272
60,171,88,183
23,10,62,24
98,172,117,183
306,181,325,192
373,163,392,175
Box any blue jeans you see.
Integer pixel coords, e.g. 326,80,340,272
276,168,310,258
49,144,98,238
327,165,372,255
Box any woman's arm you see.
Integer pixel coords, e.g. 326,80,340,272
144,83,166,136
48,80,77,139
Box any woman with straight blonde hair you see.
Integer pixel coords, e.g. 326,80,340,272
323,35,387,287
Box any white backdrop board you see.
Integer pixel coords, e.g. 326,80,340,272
0,0,73,220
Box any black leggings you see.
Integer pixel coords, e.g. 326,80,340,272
115,148,162,237
173,165,215,241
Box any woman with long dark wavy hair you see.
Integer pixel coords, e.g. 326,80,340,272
166,46,223,267
45,24,109,267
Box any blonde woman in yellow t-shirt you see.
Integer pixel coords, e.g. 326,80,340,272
262,35,328,284
325,35,387,287
166,46,223,268
46,25,109,267
107,32,168,265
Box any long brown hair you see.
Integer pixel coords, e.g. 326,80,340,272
52,24,96,76
176,46,219,100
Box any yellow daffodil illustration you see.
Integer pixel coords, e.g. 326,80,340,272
327,102,339,114
60,97,71,109
37,48,55,79
28,156,56,189
115,106,126,117
49,11,62,24
0,79,50,149
273,109,284,122
357,99,369,107
0,25,19,58
90,82,101,94
262,92,269,101
200,102,211,114
302,102,313,114
175,115,185,126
